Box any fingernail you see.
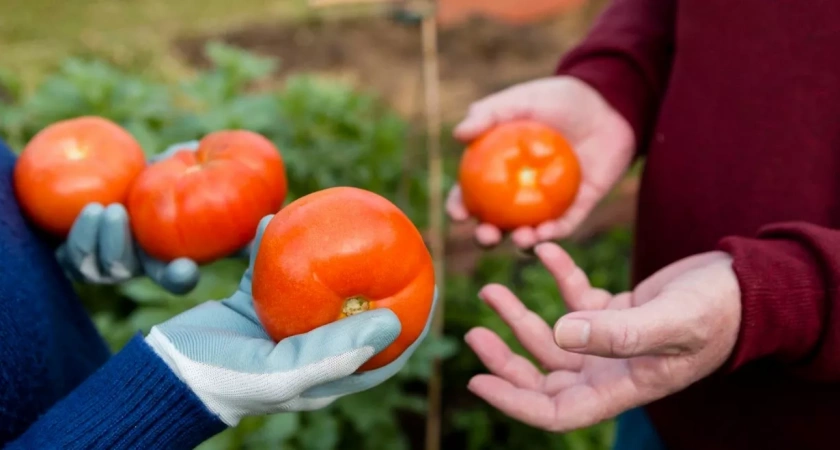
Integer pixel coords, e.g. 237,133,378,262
554,319,590,348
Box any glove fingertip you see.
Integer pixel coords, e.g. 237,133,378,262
352,308,402,353
160,258,200,295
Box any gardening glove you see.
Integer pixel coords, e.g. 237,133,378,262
56,202,200,295
144,214,438,426
54,140,248,294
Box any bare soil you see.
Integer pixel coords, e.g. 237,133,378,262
175,1,608,124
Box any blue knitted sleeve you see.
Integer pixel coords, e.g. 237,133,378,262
4,334,227,450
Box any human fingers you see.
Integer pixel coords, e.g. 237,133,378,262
474,223,503,247
445,185,470,222
465,327,580,393
534,242,612,311
510,227,539,249
453,92,529,141
467,374,572,431
479,284,583,371
465,327,545,390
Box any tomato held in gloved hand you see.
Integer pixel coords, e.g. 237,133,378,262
127,130,287,264
13,116,147,237
457,119,582,231
251,186,436,372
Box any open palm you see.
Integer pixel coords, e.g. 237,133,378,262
448,76,635,249
465,243,740,432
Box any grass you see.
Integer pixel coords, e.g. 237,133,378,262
0,0,326,87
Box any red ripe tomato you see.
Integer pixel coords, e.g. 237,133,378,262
251,187,435,372
127,130,287,263
13,116,147,237
458,119,582,230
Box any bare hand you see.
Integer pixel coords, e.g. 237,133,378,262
465,243,741,432
447,76,635,249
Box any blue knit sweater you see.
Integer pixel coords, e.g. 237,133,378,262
0,139,226,449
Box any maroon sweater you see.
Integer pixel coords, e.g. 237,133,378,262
556,1,840,449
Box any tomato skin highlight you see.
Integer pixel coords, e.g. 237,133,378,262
458,119,582,230
13,116,147,237
127,130,287,263
251,187,435,372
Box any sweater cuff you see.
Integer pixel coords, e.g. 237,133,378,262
556,55,657,150
716,235,827,372
8,333,226,450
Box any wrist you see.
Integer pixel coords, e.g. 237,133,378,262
11,334,226,449
716,235,827,371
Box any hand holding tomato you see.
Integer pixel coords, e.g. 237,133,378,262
145,214,438,426
447,76,635,249
12,117,198,294
55,136,276,293
251,187,436,371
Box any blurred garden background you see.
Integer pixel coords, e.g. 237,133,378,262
0,0,641,448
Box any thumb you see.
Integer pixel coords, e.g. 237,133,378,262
552,299,700,358
453,110,495,141
267,309,402,375
138,248,199,295
248,214,274,270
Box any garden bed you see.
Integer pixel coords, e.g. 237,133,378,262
175,1,608,124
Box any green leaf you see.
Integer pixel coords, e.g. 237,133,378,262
245,413,300,447
298,411,339,450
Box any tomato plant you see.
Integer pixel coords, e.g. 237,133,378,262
252,186,435,371
458,119,582,230
13,115,146,236
127,129,287,263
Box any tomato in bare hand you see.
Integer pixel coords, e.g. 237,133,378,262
13,116,147,237
251,186,435,372
458,119,582,230
127,130,287,263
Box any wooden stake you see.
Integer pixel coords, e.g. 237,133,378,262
420,6,445,450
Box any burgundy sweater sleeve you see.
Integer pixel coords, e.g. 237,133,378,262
555,0,677,149
717,222,840,381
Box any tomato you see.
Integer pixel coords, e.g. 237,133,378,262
251,186,435,371
458,119,582,230
127,130,287,263
13,116,147,237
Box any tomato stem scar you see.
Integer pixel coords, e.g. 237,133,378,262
342,296,370,316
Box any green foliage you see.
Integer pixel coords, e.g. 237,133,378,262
0,43,632,450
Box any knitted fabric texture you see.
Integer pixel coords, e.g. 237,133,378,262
0,140,225,448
